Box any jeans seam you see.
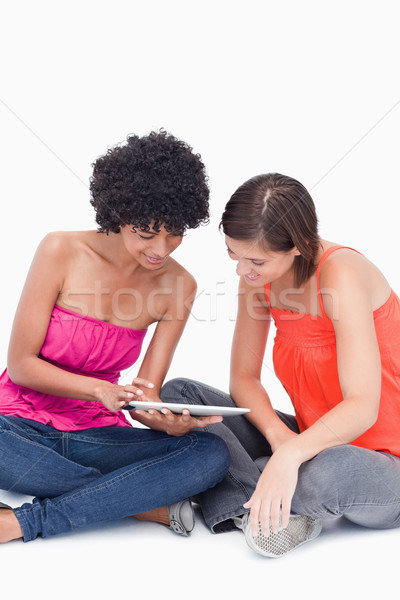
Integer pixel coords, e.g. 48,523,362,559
0,419,61,439
2,430,61,452
180,383,198,404
225,470,252,503
62,436,147,445
336,500,400,509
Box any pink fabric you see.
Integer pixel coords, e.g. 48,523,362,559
0,305,147,431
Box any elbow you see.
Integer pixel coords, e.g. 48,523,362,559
345,391,380,433
360,397,380,433
229,374,244,397
229,373,258,398
6,364,24,387
369,401,380,428
6,357,32,388
369,391,381,427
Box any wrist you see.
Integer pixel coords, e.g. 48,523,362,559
265,421,294,449
274,437,304,467
265,425,281,447
92,380,110,402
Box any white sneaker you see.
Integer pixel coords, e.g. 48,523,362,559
235,512,322,558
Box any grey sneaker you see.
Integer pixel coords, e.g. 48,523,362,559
236,512,322,558
167,499,195,536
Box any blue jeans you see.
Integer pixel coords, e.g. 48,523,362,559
0,415,230,541
161,378,400,532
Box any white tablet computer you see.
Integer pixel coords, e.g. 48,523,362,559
125,400,250,417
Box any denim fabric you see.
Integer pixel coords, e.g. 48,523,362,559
160,378,400,532
0,415,230,541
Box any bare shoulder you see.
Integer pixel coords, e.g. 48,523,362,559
320,247,386,284
147,258,197,320
37,230,98,261
38,230,92,252
319,246,391,313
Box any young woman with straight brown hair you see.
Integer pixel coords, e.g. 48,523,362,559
161,172,400,557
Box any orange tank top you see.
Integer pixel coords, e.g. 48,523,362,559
265,246,400,457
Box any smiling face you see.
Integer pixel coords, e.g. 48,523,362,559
120,222,183,269
225,235,300,286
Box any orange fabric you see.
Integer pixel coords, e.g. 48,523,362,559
265,246,400,457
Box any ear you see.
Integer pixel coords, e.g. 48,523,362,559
292,246,301,256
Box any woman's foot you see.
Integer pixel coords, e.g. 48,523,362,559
0,508,23,543
167,500,195,535
132,506,170,526
132,499,194,536
234,512,322,558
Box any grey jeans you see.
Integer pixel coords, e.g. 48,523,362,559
160,378,400,533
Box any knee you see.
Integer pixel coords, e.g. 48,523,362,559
294,446,358,516
160,378,205,404
160,378,193,401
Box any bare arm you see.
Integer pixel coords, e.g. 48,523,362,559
136,272,197,396
229,277,297,448
131,271,223,434
7,234,144,411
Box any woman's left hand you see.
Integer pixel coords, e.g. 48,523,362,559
243,446,301,537
134,406,223,436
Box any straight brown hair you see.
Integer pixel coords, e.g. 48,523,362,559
220,173,320,287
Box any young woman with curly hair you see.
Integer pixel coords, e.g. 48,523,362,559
161,172,400,557
0,131,230,544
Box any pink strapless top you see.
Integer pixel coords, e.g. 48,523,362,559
0,305,147,431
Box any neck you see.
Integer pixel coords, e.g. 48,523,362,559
97,231,142,273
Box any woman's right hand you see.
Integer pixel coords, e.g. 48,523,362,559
95,377,154,412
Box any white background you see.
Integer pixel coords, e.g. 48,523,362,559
1,1,399,598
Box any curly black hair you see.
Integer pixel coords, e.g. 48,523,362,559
89,130,210,235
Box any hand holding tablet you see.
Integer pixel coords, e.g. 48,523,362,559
125,400,250,417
